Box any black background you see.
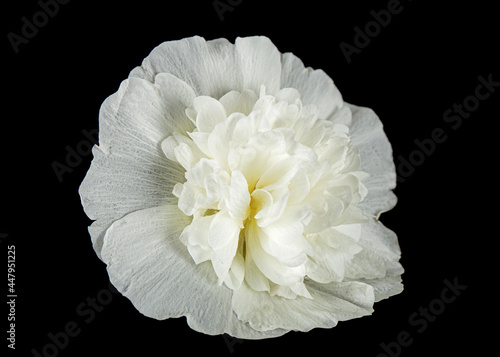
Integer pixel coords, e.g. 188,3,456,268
2,0,498,356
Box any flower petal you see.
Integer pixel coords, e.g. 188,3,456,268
254,188,289,227
306,227,362,283
358,261,404,302
246,221,306,287
207,113,243,170
256,157,300,192
208,212,242,282
232,279,374,332
220,89,259,116
229,130,289,190
344,218,401,280
224,170,251,222
208,212,241,250
287,169,311,205
79,74,195,259
260,204,312,249
235,36,282,95
130,36,243,99
179,215,214,264
101,205,286,339
347,103,397,217
192,96,227,133
280,52,344,122
244,251,271,293
258,223,310,267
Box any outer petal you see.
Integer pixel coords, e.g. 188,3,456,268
358,261,404,302
79,74,195,259
280,52,345,122
130,36,243,99
235,36,282,95
232,279,374,332
347,103,397,217
131,35,283,101
101,205,286,339
306,228,362,284
344,218,403,298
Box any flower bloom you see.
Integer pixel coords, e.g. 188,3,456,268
79,36,402,338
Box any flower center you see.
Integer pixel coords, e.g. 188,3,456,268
162,86,369,299
248,190,264,219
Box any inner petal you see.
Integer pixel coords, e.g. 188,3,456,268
192,96,227,133
162,87,368,299
246,220,306,287
254,188,289,227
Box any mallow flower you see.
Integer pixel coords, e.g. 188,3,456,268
79,36,403,339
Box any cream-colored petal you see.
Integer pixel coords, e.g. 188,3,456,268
235,36,282,95
208,212,242,282
357,261,404,302
220,89,259,116
130,36,243,99
246,221,306,287
347,103,397,217
344,218,401,280
192,96,227,133
101,205,286,339
280,52,344,122
225,170,251,222
79,74,195,259
232,279,374,332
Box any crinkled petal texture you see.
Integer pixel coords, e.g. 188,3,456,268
101,205,286,338
79,35,402,338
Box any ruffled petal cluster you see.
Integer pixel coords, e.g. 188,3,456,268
79,36,402,338
164,86,371,300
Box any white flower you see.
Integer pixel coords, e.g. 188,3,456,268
79,36,402,338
